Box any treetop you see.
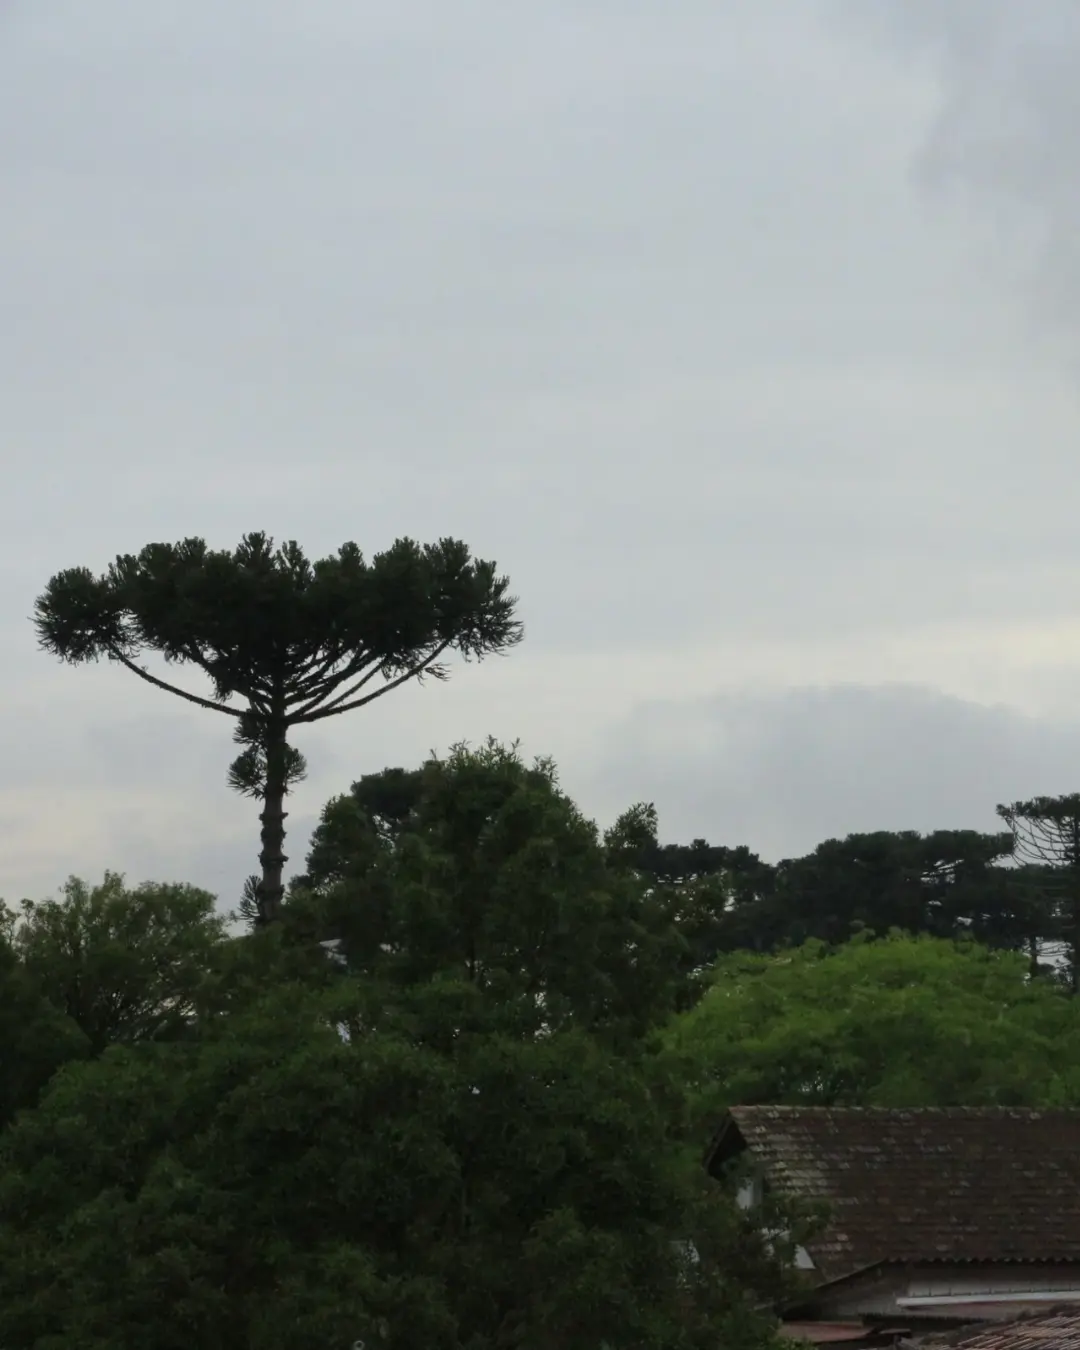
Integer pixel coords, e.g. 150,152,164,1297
34,532,523,724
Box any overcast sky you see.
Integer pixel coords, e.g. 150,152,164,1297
5,0,1080,906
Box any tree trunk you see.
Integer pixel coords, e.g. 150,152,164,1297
257,720,290,926
1071,817,1080,997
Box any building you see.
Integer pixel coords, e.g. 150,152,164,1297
706,1106,1080,1343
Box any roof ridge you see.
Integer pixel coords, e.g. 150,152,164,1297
717,1105,1080,1279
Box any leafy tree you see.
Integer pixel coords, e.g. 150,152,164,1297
417,802,1036,980
191,901,350,1031
602,803,776,979
763,830,1017,949
604,803,759,890
0,926,88,1128
597,814,1031,973
0,986,462,1350
34,533,522,924
660,932,1080,1125
288,764,425,898
6,873,227,1053
291,742,689,1050
0,961,787,1349
644,827,1043,964
997,794,1080,991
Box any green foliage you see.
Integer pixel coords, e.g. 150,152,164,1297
227,709,309,798
767,830,1020,949
0,743,791,1347
7,873,228,1053
998,794,1080,866
37,755,1080,1342
37,736,1080,1342
33,534,522,703
604,803,758,891
33,523,1080,1344
0,976,784,1348
295,740,690,1048
0,931,88,1128
289,765,424,898
998,793,1080,989
607,812,1047,972
0,987,460,1350
604,803,775,985
662,932,1080,1121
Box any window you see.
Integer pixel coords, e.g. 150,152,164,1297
737,1174,764,1211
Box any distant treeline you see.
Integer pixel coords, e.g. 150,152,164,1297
297,767,1072,979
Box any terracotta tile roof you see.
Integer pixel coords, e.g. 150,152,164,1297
709,1107,1080,1282
923,1306,1080,1349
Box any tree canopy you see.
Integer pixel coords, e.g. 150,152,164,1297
0,925,88,1130
6,873,227,1054
288,741,690,1050
11,689,1080,1345
0,751,794,1348
0,980,789,1349
604,808,1058,976
660,932,1080,1124
998,793,1080,988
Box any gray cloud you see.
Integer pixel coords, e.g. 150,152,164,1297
6,0,1067,655
16,680,1079,907
585,683,1080,861
834,0,1080,338
5,3,1080,902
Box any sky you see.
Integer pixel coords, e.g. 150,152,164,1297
5,0,1080,907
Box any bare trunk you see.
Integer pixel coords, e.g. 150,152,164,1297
257,720,289,926
1073,817,1080,997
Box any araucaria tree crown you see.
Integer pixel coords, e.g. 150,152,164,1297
34,533,523,925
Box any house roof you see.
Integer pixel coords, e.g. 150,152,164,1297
708,1106,1080,1282
922,1306,1080,1349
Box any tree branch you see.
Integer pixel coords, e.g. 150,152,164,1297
292,658,390,719
319,638,452,714
295,644,453,723
110,650,244,719
291,644,342,683
182,642,273,715
290,648,377,712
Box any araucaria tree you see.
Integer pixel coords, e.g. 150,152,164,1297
34,534,522,925
997,793,1080,992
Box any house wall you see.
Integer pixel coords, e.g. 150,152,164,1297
808,1263,1080,1324
809,1267,909,1320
